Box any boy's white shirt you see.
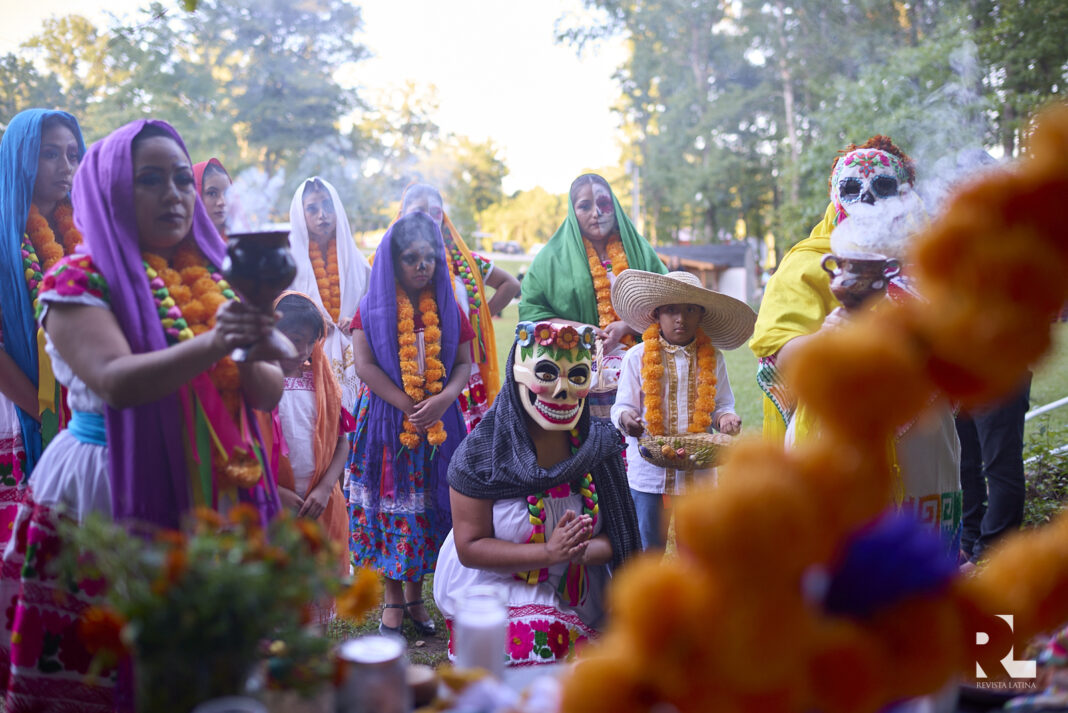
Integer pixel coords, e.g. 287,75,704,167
610,338,736,495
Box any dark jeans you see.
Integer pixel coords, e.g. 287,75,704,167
630,489,669,551
955,376,1031,562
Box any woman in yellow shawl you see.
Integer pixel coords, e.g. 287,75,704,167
400,183,519,432
750,136,962,553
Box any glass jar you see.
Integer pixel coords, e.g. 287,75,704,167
335,635,410,713
453,584,508,679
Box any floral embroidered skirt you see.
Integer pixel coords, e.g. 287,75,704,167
346,385,449,582
0,492,115,712
433,527,603,667
457,369,490,433
0,441,25,555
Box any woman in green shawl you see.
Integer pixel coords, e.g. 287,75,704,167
519,174,666,417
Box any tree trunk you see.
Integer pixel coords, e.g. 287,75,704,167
775,0,801,205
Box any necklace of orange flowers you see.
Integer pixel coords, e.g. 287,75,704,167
142,242,260,487
23,201,83,308
396,285,447,450
308,239,341,323
583,236,635,348
641,322,718,436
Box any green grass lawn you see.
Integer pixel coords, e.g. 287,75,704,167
1026,322,1068,450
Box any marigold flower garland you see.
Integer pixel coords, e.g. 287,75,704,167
639,323,717,435
396,286,447,450
582,237,635,348
308,239,341,323
22,201,83,308
142,242,260,487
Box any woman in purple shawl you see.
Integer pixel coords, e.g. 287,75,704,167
347,212,472,638
0,120,282,711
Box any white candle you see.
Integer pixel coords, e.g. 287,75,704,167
454,585,508,679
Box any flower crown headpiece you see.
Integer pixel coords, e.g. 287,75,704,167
515,321,596,355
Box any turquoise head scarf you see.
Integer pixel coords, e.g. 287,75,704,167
0,109,85,473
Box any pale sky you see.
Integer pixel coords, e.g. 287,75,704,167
2,0,627,194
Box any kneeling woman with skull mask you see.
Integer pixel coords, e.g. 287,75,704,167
434,322,641,666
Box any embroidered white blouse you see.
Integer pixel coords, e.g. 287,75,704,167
610,338,736,495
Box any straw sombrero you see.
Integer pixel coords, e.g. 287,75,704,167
612,270,757,350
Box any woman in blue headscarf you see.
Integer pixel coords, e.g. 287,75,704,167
0,109,85,538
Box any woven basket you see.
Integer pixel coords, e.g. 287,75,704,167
637,432,733,470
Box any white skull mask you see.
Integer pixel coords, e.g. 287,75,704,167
831,149,913,224
512,321,596,431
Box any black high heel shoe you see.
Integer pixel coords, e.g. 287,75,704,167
405,599,436,636
379,603,405,638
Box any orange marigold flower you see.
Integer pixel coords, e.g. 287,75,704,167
158,267,182,287
180,265,211,284
180,299,209,325
155,530,186,548
191,276,219,298
172,247,204,271
143,253,169,272
294,518,325,554
427,424,447,446
337,568,383,623
168,284,192,303
200,291,227,316
192,506,225,531
152,547,188,594
260,545,290,568
39,241,64,262
79,606,129,657
228,502,262,529
26,211,48,232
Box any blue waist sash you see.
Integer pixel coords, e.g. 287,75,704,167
69,410,106,446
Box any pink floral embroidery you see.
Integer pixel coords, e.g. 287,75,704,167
547,482,572,499
507,620,535,659
54,265,89,296
546,621,570,658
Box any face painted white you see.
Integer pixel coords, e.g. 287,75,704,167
831,149,912,223
512,324,593,431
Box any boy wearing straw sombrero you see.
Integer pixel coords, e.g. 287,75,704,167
610,270,757,551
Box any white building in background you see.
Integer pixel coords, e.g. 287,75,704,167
654,242,759,307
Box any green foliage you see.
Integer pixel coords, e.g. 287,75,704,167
1023,423,1068,528
0,54,63,139
481,187,567,253
562,0,1066,258
182,0,366,174
444,137,508,237
57,509,348,705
